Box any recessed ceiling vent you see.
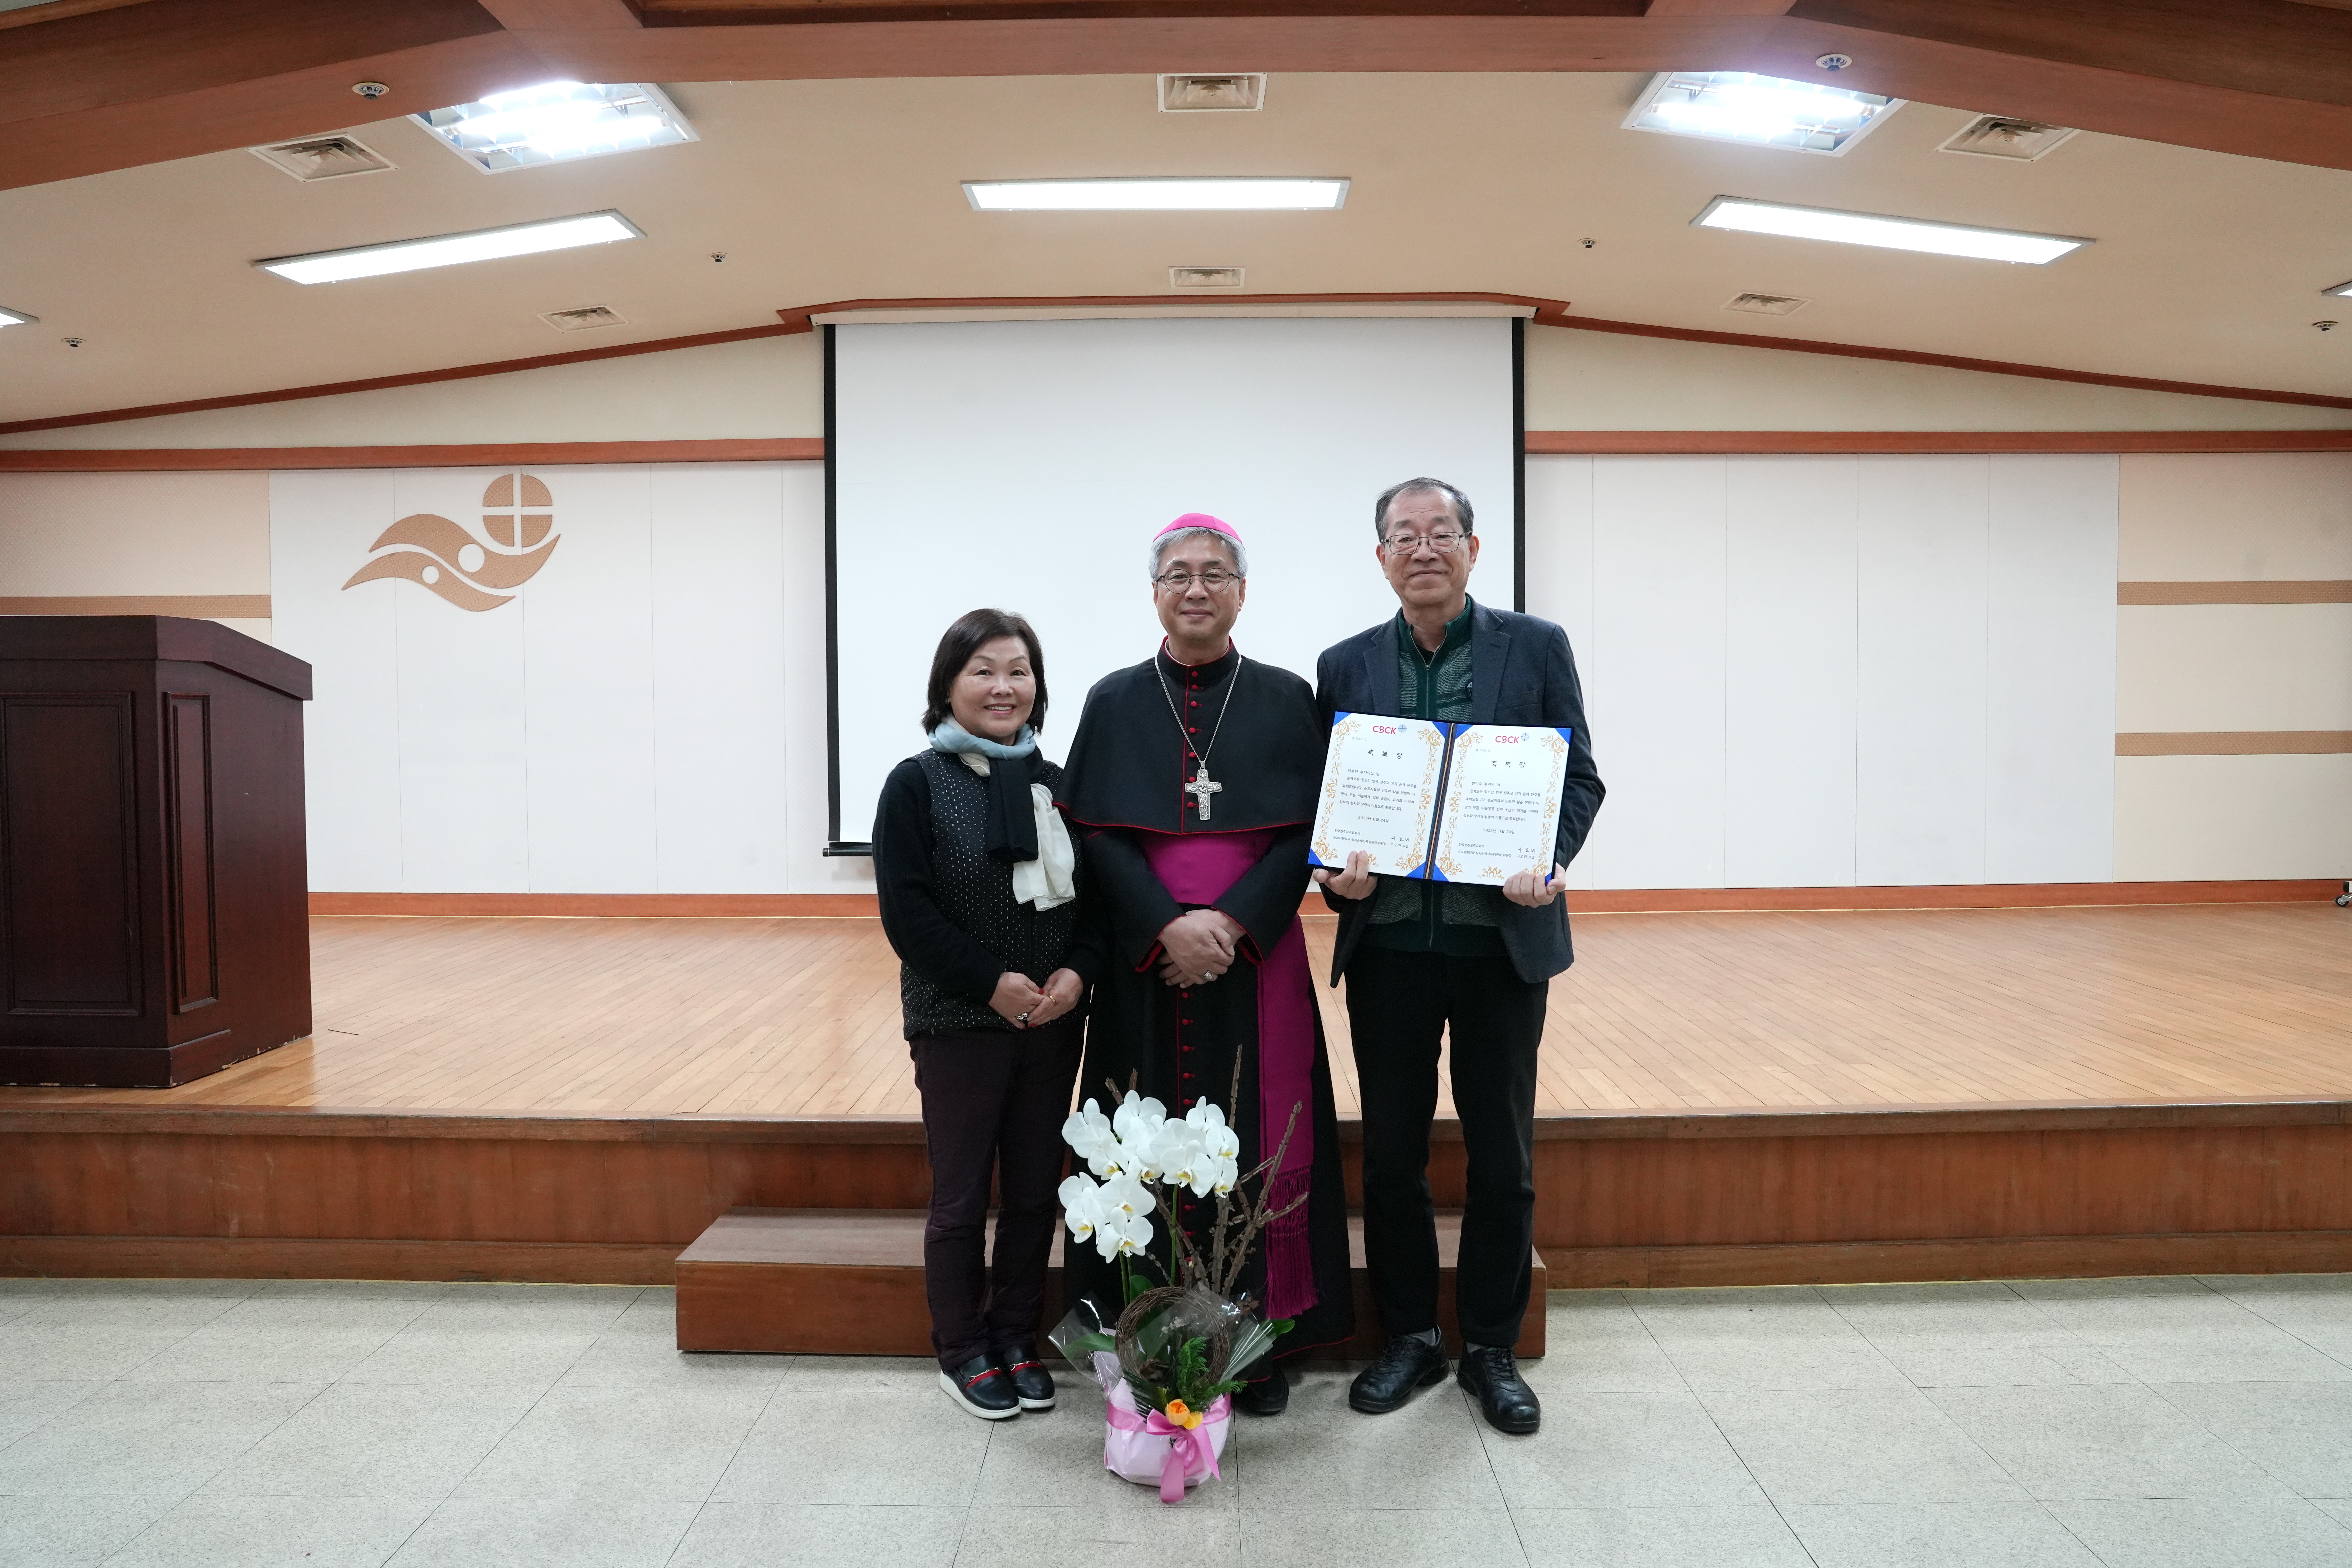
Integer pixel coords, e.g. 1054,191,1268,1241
1170,266,1245,289
1723,292,1809,317
249,135,395,181
1160,74,1266,112
540,305,629,332
1939,116,2079,161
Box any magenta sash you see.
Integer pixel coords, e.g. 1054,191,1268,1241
1140,831,1318,1320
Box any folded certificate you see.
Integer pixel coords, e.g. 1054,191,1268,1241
1309,715,1573,888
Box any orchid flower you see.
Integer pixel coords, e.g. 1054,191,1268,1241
1153,1121,1216,1197
1111,1091,1167,1143
1095,1206,1153,1261
1057,1173,1105,1245
1062,1100,1121,1176
1099,1171,1151,1220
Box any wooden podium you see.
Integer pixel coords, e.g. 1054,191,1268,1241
0,617,312,1088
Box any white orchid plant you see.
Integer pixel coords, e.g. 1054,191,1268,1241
1050,1073,1307,1438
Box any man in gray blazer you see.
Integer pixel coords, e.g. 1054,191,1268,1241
1313,477,1603,1435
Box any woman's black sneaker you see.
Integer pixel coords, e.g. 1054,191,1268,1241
994,1344,1057,1411
939,1354,1022,1420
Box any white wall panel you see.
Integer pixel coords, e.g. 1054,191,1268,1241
1584,457,1727,888
1523,457,1597,888
1724,457,1859,887
390,470,530,894
270,471,403,892
1856,457,1990,885
650,464,792,893
522,467,657,893
1986,455,2117,883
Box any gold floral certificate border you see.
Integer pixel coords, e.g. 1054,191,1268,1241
1313,716,1447,872
1433,727,1570,883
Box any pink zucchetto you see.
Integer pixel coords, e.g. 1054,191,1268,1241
1149,512,1248,577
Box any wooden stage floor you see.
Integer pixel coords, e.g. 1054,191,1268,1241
5,904,2348,1119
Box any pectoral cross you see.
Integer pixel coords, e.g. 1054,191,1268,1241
1185,766,1223,821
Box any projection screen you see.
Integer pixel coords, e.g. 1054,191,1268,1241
828,314,1521,846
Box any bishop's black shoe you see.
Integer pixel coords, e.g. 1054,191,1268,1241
1348,1334,1449,1414
1457,1342,1541,1434
1233,1368,1289,1417
938,1354,1021,1420
994,1344,1057,1411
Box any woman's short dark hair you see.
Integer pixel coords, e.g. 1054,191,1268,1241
921,608,1048,735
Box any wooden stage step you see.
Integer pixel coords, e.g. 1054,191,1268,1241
675,1207,1545,1360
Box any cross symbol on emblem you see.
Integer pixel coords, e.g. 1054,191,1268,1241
1185,767,1223,821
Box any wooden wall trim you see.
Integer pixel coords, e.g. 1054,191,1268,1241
2121,580,2352,605
9,435,2348,473
308,891,876,917
308,879,2343,920
1544,315,2352,411
1526,431,2352,455
0,595,270,618
0,440,823,473
2117,732,2352,756
0,324,811,437
1565,879,2344,911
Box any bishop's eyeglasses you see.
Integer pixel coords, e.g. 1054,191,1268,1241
1153,569,1243,591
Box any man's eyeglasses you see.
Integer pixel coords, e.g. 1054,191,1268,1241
1154,569,1242,591
1381,530,1469,555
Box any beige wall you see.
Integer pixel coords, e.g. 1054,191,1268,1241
1524,329,2352,434
2112,453,2352,883
0,470,271,641
0,334,824,451
2,322,2346,452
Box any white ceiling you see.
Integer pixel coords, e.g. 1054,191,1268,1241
3,70,2350,426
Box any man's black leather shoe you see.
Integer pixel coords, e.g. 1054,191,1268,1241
994,1344,1056,1411
1348,1335,1449,1414
1457,1343,1541,1434
1233,1367,1289,1417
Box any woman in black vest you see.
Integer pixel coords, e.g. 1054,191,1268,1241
873,608,1095,1420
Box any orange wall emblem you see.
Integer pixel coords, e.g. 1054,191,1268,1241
342,472,561,611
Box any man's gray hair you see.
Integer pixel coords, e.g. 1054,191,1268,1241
1373,477,1475,542
1148,526,1248,579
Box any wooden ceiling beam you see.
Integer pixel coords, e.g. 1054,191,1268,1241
4,0,2352,193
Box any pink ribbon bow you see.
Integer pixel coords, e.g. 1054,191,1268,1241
1108,1394,1229,1502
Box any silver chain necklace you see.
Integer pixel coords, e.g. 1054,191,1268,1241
1155,649,1242,822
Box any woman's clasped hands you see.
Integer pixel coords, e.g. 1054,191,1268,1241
991,967,1085,1028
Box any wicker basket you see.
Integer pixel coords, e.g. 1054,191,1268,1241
1113,1284,1234,1386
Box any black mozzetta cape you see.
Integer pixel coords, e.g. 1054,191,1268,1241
1057,645,1325,837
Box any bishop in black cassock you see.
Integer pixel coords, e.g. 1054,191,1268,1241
1056,515,1355,1385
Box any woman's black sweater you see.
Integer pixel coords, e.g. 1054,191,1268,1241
872,749,1100,1039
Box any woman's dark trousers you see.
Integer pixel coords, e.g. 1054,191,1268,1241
911,1016,1084,1372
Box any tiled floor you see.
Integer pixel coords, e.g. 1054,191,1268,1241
4,1275,2351,1566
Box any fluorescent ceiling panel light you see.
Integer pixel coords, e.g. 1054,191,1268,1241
1625,71,1900,155
0,305,36,327
414,81,696,174
2326,279,2352,297
255,210,643,285
1693,196,2089,265
963,177,1348,211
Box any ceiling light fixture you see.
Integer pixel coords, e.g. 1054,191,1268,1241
2324,280,2352,298
963,177,1348,211
1625,71,1900,156
1693,196,2089,265
254,210,643,285
0,305,37,328
414,81,696,174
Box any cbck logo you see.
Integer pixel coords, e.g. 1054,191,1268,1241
341,472,562,611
